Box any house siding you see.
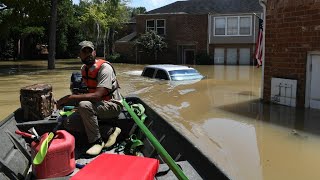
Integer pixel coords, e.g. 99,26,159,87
136,14,208,64
116,23,136,42
264,0,320,107
114,42,136,63
210,14,260,44
207,13,261,65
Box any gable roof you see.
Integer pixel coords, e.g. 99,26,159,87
147,0,262,14
116,32,137,43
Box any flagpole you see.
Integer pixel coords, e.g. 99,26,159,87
253,12,263,98
258,1,267,100
253,13,261,19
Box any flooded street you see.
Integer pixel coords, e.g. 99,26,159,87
1,59,320,180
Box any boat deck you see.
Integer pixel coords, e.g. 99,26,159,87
0,97,229,180
71,148,203,180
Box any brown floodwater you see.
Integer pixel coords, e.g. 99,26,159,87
1,59,320,180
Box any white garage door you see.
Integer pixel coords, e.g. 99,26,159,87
227,48,237,65
239,48,251,65
214,48,225,65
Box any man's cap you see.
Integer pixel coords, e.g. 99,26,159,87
79,41,94,51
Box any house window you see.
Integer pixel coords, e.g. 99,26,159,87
227,17,238,35
146,20,155,32
240,17,251,35
214,18,225,35
146,19,166,35
214,16,252,36
156,20,165,35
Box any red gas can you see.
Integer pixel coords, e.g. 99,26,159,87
31,130,75,179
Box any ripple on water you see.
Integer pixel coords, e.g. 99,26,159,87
123,70,143,76
178,89,196,95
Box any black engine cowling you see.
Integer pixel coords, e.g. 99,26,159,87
70,72,88,94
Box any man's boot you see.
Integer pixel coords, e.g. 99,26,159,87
86,138,105,156
104,127,121,148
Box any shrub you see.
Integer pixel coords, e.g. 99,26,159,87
0,39,14,60
196,53,211,65
107,53,128,63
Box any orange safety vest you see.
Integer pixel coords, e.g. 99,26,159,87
81,59,117,101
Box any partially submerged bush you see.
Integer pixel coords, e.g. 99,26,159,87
196,53,211,65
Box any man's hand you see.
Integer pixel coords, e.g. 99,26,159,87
56,88,107,109
56,95,71,109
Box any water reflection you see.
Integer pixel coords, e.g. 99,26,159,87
202,118,263,180
0,64,45,75
1,60,320,179
220,99,320,136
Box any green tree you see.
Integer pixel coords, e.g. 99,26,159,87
0,39,14,60
106,0,129,55
0,7,14,59
49,0,80,67
135,31,167,62
129,7,146,17
79,0,129,58
56,0,78,58
0,0,50,59
0,0,133,62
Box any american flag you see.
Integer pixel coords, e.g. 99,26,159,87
255,18,263,67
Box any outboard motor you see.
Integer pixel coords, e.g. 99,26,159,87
70,72,88,94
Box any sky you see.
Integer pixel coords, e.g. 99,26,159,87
72,0,179,11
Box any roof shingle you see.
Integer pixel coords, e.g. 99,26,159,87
147,0,262,14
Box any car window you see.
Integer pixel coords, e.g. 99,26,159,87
155,70,169,80
142,68,155,78
169,69,199,75
169,69,204,81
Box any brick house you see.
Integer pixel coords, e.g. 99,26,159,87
115,0,262,65
260,0,320,109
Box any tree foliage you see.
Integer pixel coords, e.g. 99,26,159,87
0,0,142,61
129,7,146,17
80,0,129,57
0,0,50,59
0,39,14,60
135,31,167,61
56,0,78,58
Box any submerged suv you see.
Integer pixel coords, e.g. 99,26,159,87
141,64,204,81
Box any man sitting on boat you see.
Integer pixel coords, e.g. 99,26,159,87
57,40,122,156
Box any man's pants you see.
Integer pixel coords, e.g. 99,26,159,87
63,100,122,143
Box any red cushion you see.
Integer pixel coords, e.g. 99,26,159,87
71,154,159,180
